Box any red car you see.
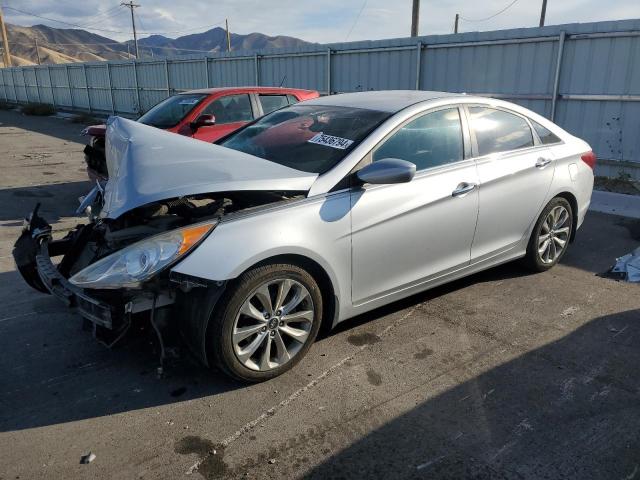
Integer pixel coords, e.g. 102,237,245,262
83,86,319,180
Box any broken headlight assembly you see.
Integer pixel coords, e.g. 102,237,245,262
69,221,216,289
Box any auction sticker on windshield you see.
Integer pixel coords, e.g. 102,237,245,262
307,132,354,150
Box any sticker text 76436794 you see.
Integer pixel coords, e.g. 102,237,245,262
307,132,354,150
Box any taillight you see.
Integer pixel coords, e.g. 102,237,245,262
581,151,597,169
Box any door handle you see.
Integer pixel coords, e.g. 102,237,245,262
535,157,552,168
452,182,477,197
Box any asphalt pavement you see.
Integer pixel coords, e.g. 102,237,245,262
0,109,638,480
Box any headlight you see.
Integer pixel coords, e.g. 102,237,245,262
70,221,216,289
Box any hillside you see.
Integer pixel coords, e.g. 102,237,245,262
3,23,312,66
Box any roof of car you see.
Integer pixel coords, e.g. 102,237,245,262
302,90,463,113
182,86,316,95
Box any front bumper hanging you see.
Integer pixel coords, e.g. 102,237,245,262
13,206,114,328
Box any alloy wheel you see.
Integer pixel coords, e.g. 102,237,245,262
232,278,314,371
537,205,571,264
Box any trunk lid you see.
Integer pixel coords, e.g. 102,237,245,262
101,117,317,219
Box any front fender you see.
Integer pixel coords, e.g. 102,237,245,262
171,192,352,318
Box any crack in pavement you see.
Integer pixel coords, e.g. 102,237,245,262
185,306,419,476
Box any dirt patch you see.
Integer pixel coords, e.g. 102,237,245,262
174,436,227,479
414,347,434,359
347,332,381,346
594,176,640,196
366,369,382,386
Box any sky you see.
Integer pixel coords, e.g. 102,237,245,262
3,0,640,44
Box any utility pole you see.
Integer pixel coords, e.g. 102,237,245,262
411,0,420,37
0,6,11,67
539,0,547,27
454,13,459,34
34,38,41,64
121,1,140,59
225,19,231,52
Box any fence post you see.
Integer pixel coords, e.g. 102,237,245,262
550,31,566,122
254,54,259,85
10,69,17,102
326,48,331,95
34,67,41,103
82,63,92,112
105,62,115,115
1,70,6,101
21,68,28,103
65,65,74,108
132,59,142,113
415,41,422,90
204,57,210,87
164,59,170,97
47,65,55,107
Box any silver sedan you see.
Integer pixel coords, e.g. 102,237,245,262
15,91,595,382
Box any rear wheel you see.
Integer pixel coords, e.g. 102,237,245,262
523,197,573,272
207,263,322,382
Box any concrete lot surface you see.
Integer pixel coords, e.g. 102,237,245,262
0,109,638,480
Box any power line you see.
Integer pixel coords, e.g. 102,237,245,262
345,0,368,41
459,0,521,23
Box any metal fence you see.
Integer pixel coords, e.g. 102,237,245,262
1,19,640,178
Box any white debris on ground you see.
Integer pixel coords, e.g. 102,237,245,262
611,246,640,282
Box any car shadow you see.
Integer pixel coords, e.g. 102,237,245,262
0,181,91,223
0,268,241,433
306,309,640,479
0,109,90,145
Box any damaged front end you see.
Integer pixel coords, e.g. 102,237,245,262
13,116,315,363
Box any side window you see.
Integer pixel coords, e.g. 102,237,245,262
259,95,289,115
287,94,299,105
373,108,464,171
531,120,562,145
469,107,534,156
202,94,253,124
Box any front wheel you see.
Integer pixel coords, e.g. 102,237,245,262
523,197,573,272
207,263,323,382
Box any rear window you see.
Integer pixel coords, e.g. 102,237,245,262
221,105,390,174
138,93,207,129
469,107,534,156
259,95,289,115
531,120,562,145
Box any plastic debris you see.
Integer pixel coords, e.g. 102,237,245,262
610,246,640,282
80,452,96,464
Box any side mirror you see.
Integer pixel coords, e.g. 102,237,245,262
190,114,216,131
356,158,416,185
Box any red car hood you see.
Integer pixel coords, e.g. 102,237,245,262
84,124,107,137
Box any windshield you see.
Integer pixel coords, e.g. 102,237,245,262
220,105,390,174
138,93,207,129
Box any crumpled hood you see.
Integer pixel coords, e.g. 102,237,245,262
101,117,317,219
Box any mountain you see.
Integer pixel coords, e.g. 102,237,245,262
3,23,312,66
136,27,313,56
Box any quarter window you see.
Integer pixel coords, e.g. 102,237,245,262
531,120,562,145
259,95,289,115
469,107,534,156
202,94,253,124
373,108,464,171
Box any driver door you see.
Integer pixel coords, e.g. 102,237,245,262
191,93,255,142
350,107,479,305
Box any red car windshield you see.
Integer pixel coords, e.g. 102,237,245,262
220,105,390,174
138,93,207,129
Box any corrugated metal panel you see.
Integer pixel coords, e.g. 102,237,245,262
258,53,326,92
1,18,639,174
49,66,72,107
210,58,254,87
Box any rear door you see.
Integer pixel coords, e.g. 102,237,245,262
191,93,255,142
467,105,555,261
350,106,479,305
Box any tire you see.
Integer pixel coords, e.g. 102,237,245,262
523,197,573,272
207,263,323,382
